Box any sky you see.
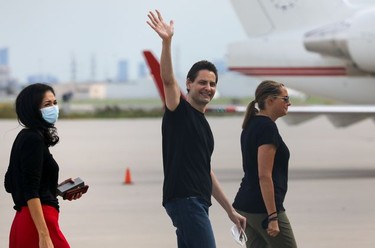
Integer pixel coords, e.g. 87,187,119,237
0,0,247,83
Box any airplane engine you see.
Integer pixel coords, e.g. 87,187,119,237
303,8,375,74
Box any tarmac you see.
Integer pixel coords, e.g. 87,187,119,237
1,116,375,247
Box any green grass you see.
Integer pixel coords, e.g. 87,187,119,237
0,103,17,119
0,96,339,119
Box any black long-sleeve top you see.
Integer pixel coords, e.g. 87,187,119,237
4,128,60,211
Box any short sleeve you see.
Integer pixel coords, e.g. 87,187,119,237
257,121,280,148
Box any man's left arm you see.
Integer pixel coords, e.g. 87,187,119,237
211,170,247,231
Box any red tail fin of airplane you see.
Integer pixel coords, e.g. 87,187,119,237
142,50,166,104
142,50,186,105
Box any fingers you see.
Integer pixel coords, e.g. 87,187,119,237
67,192,83,201
147,15,156,29
234,213,247,231
236,212,247,230
266,227,280,237
156,9,163,22
147,10,160,27
237,218,246,231
266,219,280,237
147,10,173,30
147,10,174,40
267,230,279,237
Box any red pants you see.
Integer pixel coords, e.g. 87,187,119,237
9,205,70,248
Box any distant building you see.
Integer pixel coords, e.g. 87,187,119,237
0,47,10,89
0,65,10,91
117,60,128,82
0,47,8,65
0,47,20,95
138,62,147,78
52,78,159,100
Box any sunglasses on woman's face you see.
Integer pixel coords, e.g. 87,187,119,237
274,96,290,103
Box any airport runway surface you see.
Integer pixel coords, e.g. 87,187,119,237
1,116,375,247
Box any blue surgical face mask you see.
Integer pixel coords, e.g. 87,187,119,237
40,105,59,124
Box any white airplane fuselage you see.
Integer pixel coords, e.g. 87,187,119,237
227,0,375,104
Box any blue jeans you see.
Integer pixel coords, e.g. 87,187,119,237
165,197,216,248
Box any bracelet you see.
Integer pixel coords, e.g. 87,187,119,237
268,216,278,222
261,214,278,229
267,211,277,219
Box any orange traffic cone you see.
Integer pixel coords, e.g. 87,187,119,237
124,168,133,185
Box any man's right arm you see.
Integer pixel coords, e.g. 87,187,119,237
160,37,181,111
147,10,180,111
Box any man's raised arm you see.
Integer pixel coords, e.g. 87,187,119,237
147,10,180,111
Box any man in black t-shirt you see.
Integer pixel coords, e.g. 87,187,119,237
147,10,246,248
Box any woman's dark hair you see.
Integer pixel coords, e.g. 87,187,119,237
242,80,284,129
186,60,218,92
15,83,59,146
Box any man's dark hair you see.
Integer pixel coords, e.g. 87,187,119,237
186,60,218,84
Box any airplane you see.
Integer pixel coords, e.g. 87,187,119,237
224,0,375,126
143,49,375,128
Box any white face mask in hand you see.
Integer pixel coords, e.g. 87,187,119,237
231,225,247,246
41,105,59,124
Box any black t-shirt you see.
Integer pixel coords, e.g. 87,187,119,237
162,97,213,206
233,115,290,213
4,129,60,211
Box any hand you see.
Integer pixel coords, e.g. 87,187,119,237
228,209,247,233
147,10,174,41
63,185,89,201
38,234,54,248
267,220,280,237
65,192,83,201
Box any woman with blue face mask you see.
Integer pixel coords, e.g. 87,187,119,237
4,83,80,248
